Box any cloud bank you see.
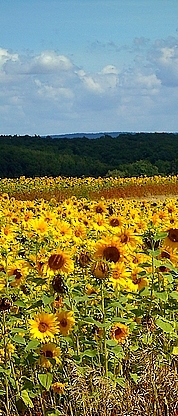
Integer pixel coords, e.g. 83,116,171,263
1,36,178,134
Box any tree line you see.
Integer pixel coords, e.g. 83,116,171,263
0,132,178,178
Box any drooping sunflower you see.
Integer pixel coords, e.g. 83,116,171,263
94,236,125,263
38,342,61,368
56,310,75,336
110,322,129,344
28,312,59,340
47,249,74,274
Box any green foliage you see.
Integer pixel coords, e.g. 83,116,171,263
0,132,178,177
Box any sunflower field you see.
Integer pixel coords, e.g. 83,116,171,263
0,175,178,416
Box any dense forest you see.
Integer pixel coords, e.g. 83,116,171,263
0,132,178,178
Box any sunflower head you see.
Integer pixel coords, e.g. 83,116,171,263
78,251,91,267
56,310,75,336
51,381,67,394
38,342,61,368
52,275,67,294
111,322,129,344
91,261,109,280
28,312,59,340
48,250,74,274
95,237,124,263
164,228,178,249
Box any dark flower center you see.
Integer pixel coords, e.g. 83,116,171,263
103,246,120,262
13,269,22,280
160,250,170,259
168,228,178,243
115,328,122,339
110,218,120,227
120,234,128,243
96,206,104,213
45,350,53,358
48,254,65,270
38,322,48,333
60,318,67,327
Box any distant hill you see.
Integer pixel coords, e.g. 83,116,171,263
42,132,132,139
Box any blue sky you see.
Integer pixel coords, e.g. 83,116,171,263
0,0,178,135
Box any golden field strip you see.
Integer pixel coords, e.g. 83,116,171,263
0,175,177,416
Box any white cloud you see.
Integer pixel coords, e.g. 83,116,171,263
148,37,178,86
30,50,73,73
0,39,178,134
0,47,18,68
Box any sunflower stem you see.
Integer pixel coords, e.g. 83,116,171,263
101,280,108,378
2,311,10,416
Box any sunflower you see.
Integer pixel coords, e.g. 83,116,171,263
108,215,123,233
38,342,61,368
47,249,74,274
94,201,107,214
164,228,178,250
72,221,86,243
51,381,67,394
131,266,149,291
110,263,137,291
95,236,124,263
8,260,28,287
117,227,139,249
110,322,129,344
28,217,49,235
28,312,59,340
55,220,72,241
56,310,75,336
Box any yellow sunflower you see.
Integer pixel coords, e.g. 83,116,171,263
164,228,178,250
110,322,129,344
94,236,125,263
117,227,139,249
51,381,67,394
47,249,74,274
56,310,75,336
8,260,29,287
110,263,137,291
38,342,61,368
28,312,59,340
108,215,123,233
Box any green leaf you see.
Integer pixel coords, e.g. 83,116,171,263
38,373,53,391
42,294,54,306
115,377,125,388
112,345,125,358
14,300,26,308
139,287,150,297
154,232,168,240
73,295,89,303
11,328,27,334
82,349,97,358
170,291,178,300
154,291,168,302
106,340,118,347
156,318,174,333
172,346,178,355
13,335,26,345
25,340,40,351
21,390,34,408
82,317,95,324
130,372,140,383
